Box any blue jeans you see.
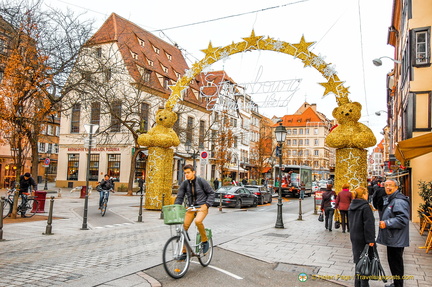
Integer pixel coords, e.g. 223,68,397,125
99,190,110,207
324,207,334,230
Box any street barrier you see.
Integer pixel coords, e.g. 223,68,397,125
33,190,47,213
138,192,144,223
43,196,55,235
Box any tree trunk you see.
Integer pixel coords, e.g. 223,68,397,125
127,148,139,196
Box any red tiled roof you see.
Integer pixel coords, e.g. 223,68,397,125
86,13,207,109
275,106,327,127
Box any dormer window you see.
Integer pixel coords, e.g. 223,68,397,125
166,52,172,61
131,51,138,60
153,45,160,54
148,59,154,66
138,38,145,47
161,64,168,73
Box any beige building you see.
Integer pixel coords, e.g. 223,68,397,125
385,0,432,221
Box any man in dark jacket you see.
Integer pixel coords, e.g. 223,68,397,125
18,172,38,217
321,184,336,231
372,181,386,219
377,179,410,287
98,174,115,209
175,164,215,255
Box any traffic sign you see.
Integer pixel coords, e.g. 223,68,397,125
200,151,208,159
44,158,50,165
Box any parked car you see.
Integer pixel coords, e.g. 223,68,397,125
244,185,272,205
213,186,258,208
318,180,328,189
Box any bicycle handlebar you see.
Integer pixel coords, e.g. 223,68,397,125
186,205,200,212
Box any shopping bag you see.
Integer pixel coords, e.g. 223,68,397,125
334,221,341,229
355,244,371,276
318,212,324,222
369,245,387,282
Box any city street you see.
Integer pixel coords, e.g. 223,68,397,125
0,187,430,286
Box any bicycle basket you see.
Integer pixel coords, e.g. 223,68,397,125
162,204,186,225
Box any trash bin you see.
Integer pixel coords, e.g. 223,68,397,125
80,186,87,198
33,190,47,213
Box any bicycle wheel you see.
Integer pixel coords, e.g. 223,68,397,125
198,237,214,267
2,200,12,219
162,235,190,279
25,199,38,218
101,197,108,216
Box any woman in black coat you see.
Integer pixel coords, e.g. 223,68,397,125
348,186,375,287
321,184,336,231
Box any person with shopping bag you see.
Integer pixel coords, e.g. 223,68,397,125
321,184,337,231
348,186,375,287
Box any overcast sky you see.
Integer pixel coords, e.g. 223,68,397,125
43,0,395,143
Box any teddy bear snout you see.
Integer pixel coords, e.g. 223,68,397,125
345,113,350,116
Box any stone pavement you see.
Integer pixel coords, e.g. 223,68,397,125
1,184,431,286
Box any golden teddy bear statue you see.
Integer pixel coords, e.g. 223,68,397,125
137,109,180,210
326,101,376,149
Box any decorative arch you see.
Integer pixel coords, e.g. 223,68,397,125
140,31,375,210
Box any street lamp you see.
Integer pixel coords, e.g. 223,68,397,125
372,56,401,66
274,121,287,229
81,123,99,230
185,142,199,171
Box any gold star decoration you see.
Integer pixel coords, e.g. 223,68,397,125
242,30,264,50
200,42,220,56
301,54,314,67
319,77,344,97
292,35,315,57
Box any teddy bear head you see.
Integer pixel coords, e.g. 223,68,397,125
155,109,178,128
332,101,362,125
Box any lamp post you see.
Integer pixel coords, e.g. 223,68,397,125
274,121,287,229
81,123,99,230
43,153,51,190
185,142,199,171
372,56,401,66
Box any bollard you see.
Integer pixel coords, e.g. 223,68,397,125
313,195,317,215
0,196,4,241
218,192,223,212
43,196,55,235
297,198,303,221
57,189,62,198
138,192,144,223
160,194,165,219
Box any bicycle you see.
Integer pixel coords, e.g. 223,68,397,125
162,204,214,279
2,188,39,219
99,189,112,216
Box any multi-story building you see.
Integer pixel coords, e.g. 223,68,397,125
368,139,385,177
277,102,334,181
383,0,432,221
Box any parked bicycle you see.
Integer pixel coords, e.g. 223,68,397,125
162,204,214,279
2,188,39,219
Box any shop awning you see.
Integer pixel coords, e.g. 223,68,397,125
395,133,432,165
261,167,272,173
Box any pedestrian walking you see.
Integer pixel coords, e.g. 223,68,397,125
377,179,410,287
348,186,375,287
241,178,248,186
372,180,386,220
213,178,219,190
335,183,353,233
321,184,336,231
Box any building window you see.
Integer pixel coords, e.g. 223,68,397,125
287,139,291,146
47,125,54,135
161,64,168,73
104,68,112,82
199,120,205,148
67,154,79,180
186,116,194,145
107,154,121,181
292,150,297,156
131,51,138,59
54,144,59,154
91,102,101,126
96,47,102,58
70,104,81,133
166,52,172,61
47,143,53,154
314,128,318,135
153,45,160,54
143,69,151,82
299,129,303,135
293,139,297,146
140,103,149,132
314,139,319,146
293,129,297,135
163,77,170,89
299,139,303,146
413,28,430,66
148,59,153,66
111,100,122,132
305,139,309,146
305,128,310,135
314,150,319,156
138,38,145,47
89,154,99,181
38,142,46,153
286,129,291,135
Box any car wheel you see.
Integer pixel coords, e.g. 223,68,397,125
253,198,258,207
235,199,242,209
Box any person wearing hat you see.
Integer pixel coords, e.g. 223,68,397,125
18,172,37,217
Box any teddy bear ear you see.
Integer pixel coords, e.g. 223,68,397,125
332,107,340,118
352,102,362,109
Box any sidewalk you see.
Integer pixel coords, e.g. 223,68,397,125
1,183,431,286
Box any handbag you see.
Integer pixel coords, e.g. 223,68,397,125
318,212,324,222
369,245,387,282
334,220,341,229
355,244,371,276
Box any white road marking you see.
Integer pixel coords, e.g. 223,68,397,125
191,261,243,279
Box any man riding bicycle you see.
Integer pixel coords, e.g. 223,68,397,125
18,172,37,217
175,164,215,257
98,174,114,209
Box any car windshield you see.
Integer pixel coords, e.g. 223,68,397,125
245,187,259,191
217,186,237,192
